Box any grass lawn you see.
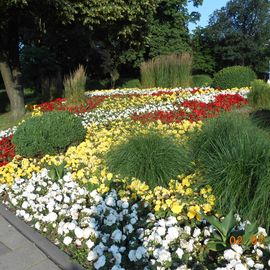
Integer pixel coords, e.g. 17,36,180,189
0,111,31,131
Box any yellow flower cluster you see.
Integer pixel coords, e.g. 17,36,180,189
0,157,41,185
120,173,216,221
0,119,200,186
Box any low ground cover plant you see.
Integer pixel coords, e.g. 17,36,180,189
213,66,257,89
12,110,86,157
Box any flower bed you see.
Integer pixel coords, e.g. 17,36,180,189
1,87,270,269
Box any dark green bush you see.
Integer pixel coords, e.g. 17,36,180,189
12,111,86,157
119,78,141,89
192,75,213,87
248,79,270,109
189,113,270,227
213,66,257,89
106,133,192,188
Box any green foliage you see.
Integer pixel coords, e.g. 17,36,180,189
12,111,86,157
213,66,257,89
191,27,216,75
250,109,270,131
106,133,192,188
248,80,270,109
140,53,192,88
190,113,270,227
203,211,259,251
202,0,270,74
192,74,213,87
86,79,110,90
64,65,86,105
118,78,141,89
202,211,237,251
146,0,203,59
48,161,66,181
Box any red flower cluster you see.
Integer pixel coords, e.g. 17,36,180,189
132,94,247,124
0,135,15,167
34,96,107,113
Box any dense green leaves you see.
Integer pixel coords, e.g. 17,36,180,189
12,111,86,157
213,66,257,89
198,0,270,74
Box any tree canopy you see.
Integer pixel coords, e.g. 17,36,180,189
200,0,270,74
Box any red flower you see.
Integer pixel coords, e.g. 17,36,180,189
0,135,15,167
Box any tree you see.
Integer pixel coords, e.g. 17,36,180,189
146,0,203,58
202,0,270,74
0,0,159,119
191,27,216,75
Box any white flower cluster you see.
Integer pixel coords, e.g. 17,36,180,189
85,87,200,97
1,170,270,270
85,87,249,98
0,170,149,269
80,88,249,126
79,102,178,126
0,126,16,139
140,215,211,269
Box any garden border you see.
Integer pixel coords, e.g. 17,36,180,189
0,203,86,270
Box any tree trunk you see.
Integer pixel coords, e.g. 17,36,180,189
0,61,25,120
0,7,25,120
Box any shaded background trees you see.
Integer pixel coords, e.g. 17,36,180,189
1,0,270,120
194,0,270,76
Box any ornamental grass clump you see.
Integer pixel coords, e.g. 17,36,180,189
64,65,87,105
248,79,270,109
106,133,192,188
12,111,86,158
140,53,192,88
189,113,270,228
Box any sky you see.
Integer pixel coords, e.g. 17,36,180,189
188,0,229,31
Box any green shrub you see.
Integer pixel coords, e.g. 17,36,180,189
64,65,86,105
140,53,192,88
12,111,86,157
106,133,192,188
119,78,141,89
192,75,213,87
86,79,110,90
248,79,270,109
189,113,270,227
213,66,257,89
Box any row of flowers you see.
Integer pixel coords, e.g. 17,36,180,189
1,86,268,269
0,169,269,269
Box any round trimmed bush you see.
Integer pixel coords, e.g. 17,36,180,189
106,133,192,188
213,66,257,89
12,111,86,157
189,113,270,227
192,74,213,87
